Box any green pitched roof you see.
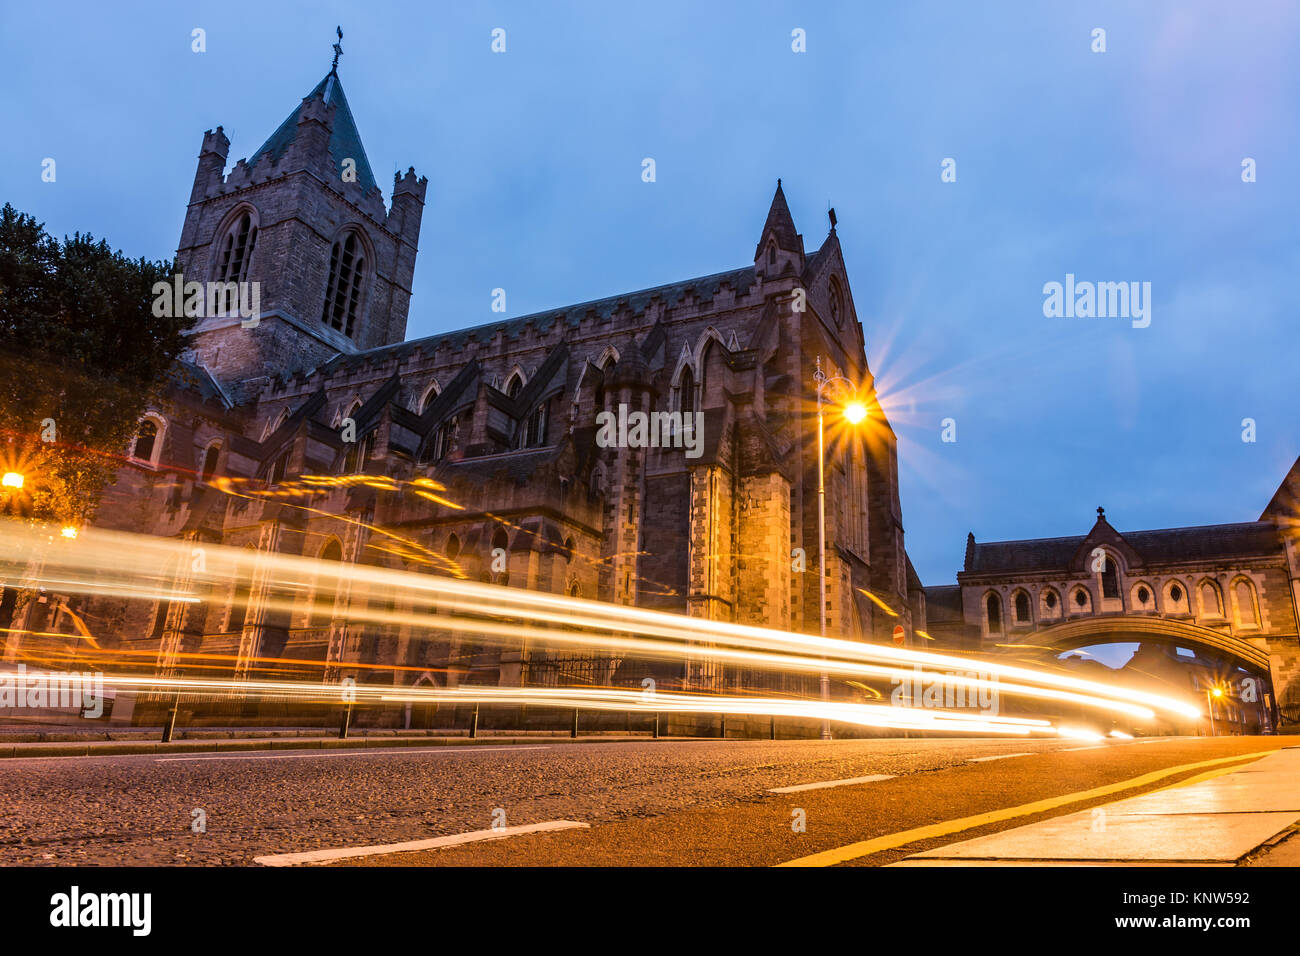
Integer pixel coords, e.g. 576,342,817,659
247,70,378,193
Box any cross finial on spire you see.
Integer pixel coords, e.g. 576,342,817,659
1097,505,1105,519
331,26,344,73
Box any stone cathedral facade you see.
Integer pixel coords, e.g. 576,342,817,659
28,64,923,702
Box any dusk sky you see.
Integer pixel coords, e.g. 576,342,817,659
4,0,1297,585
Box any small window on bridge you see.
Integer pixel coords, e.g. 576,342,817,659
1100,556,1119,599
986,593,1002,634
1200,582,1223,618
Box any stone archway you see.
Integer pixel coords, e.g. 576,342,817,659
1002,615,1284,730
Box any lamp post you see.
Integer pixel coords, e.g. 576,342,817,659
813,357,868,741
1206,684,1223,737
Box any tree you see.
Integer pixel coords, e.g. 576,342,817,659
0,203,192,523
0,204,193,628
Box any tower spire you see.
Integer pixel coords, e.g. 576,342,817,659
331,26,343,74
754,179,804,269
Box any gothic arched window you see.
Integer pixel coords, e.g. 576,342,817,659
312,540,342,626
1233,578,1258,627
321,230,367,338
213,209,257,315
217,211,257,281
199,444,220,483
1199,580,1223,618
1014,591,1031,623
132,419,158,463
986,593,1002,634
1100,555,1120,599
227,551,255,632
343,431,373,474
492,528,509,553
419,383,440,413
520,401,547,448
269,453,288,485
595,356,615,409
679,366,695,416
504,372,524,399
429,416,457,462
132,417,165,466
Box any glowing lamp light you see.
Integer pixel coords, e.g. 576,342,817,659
842,401,868,425
1211,686,1224,698
1,472,23,490
60,526,78,539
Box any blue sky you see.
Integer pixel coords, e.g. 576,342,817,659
3,1,1297,585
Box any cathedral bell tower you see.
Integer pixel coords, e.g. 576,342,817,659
176,32,427,404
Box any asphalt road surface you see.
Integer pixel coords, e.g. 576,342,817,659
0,736,1289,866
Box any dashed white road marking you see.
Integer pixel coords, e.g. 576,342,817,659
769,774,896,794
156,745,550,762
967,752,1035,763
253,820,589,866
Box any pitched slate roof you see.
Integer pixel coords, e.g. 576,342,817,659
317,265,758,376
171,360,232,408
964,522,1281,574
1125,523,1282,563
248,70,377,193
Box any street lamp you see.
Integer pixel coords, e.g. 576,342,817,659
1206,684,1223,736
813,357,868,741
1,472,23,489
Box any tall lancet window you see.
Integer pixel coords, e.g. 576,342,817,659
1100,555,1120,599
215,210,257,314
321,231,367,338
679,366,696,417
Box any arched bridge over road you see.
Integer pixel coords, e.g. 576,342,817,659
989,615,1299,730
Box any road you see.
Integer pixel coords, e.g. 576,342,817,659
0,736,1292,866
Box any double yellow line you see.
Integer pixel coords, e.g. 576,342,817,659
777,749,1279,867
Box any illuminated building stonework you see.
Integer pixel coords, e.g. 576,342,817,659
12,64,920,708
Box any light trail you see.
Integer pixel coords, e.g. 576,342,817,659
0,521,1204,729
0,668,1054,736
237,596,1166,720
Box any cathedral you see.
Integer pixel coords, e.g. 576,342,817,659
7,54,1297,738
30,60,921,706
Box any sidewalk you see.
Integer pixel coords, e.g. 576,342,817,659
891,746,1300,866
